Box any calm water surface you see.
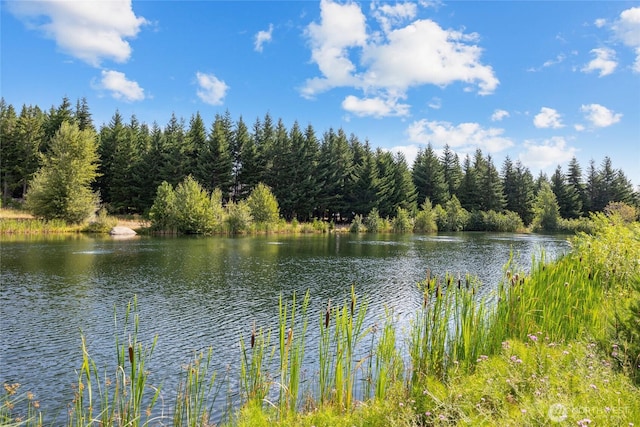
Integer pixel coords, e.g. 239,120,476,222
0,232,569,421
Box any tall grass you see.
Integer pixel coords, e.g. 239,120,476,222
67,296,161,426
172,348,222,427
0,218,81,234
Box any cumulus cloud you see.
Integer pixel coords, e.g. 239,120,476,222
342,94,410,118
534,107,563,129
612,7,640,72
302,0,498,117
196,72,229,105
491,109,509,121
582,47,617,76
580,103,622,127
519,137,576,169
8,0,147,66
254,24,274,52
97,70,145,102
406,119,513,153
372,1,418,34
302,0,367,98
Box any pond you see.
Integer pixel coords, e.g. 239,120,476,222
0,232,569,422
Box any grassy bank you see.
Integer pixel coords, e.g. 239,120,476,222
2,215,639,426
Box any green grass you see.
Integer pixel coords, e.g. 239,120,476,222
2,215,639,426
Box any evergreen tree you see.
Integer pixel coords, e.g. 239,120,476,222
481,154,506,212
185,112,207,178
458,154,480,211
42,97,75,153
412,144,448,206
585,159,600,213
268,119,295,218
566,157,587,216
75,97,94,132
0,100,19,201
13,105,45,198
374,149,396,218
348,139,378,216
317,128,353,220
231,116,251,201
550,165,581,219
198,113,233,199
160,113,187,186
26,121,100,223
96,111,126,205
236,119,262,199
441,144,462,199
290,123,320,221
392,152,418,214
532,181,560,232
513,161,535,225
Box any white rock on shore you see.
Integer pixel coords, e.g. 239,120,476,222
109,226,137,236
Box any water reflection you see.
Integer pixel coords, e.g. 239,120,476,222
0,232,569,421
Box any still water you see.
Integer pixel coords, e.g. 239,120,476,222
1,232,569,421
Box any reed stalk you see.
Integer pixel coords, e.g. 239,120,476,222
239,326,272,406
172,348,221,427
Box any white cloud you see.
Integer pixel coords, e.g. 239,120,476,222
406,119,513,153
302,0,367,98
342,94,410,118
612,7,640,72
8,0,147,66
428,97,442,109
254,24,274,52
519,137,576,169
574,124,586,132
97,70,145,102
580,103,622,127
582,47,617,77
534,107,564,129
196,72,229,105
491,109,509,121
594,18,607,28
302,0,498,116
372,1,418,34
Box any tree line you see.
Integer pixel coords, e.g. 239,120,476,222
1,97,638,227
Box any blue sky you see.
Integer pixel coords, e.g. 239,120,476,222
2,0,639,186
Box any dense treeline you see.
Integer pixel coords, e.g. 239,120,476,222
1,97,638,228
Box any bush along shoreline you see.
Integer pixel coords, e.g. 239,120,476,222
2,214,639,426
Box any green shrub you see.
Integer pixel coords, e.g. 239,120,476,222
365,208,383,233
349,214,364,233
392,207,412,233
247,183,280,225
414,198,437,233
84,208,118,233
225,200,253,234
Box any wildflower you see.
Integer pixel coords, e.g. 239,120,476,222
528,334,538,342
439,414,446,420
425,411,431,416
577,419,592,426
502,341,510,349
605,407,611,412
589,384,597,390
521,409,527,414
563,350,570,355
399,402,404,407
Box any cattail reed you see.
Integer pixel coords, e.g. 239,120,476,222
287,327,293,347
128,343,134,365
325,299,331,328
250,321,256,349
